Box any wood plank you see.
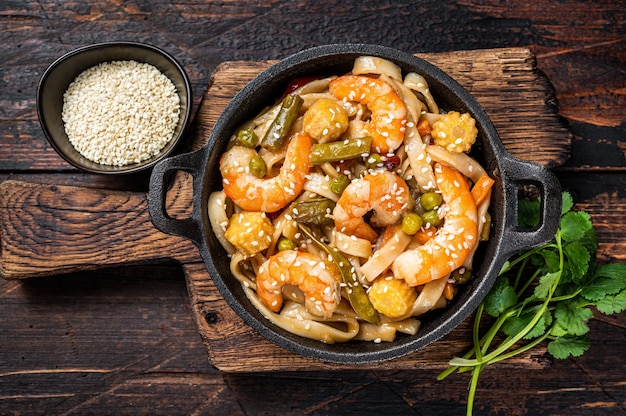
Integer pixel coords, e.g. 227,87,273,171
0,180,198,278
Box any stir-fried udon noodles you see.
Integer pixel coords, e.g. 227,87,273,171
209,56,494,343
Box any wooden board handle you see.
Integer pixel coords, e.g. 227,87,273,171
0,180,199,279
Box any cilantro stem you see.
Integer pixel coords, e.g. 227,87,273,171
512,256,529,290
466,363,484,416
517,268,542,298
550,288,582,303
448,231,564,368
472,303,485,361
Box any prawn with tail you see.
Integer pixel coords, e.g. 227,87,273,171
392,163,478,286
333,171,413,242
256,250,342,319
329,75,407,154
219,133,312,213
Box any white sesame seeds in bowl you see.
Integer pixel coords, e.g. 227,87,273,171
37,42,192,174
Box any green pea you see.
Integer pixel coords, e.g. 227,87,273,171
237,128,259,148
420,191,443,211
365,153,383,169
330,174,350,194
422,210,442,227
402,212,423,235
451,268,472,285
277,236,297,251
249,155,267,178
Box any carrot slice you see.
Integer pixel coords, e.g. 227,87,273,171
417,118,431,137
412,227,437,245
443,282,456,300
471,174,495,206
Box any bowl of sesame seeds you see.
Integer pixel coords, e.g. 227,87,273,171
37,41,192,174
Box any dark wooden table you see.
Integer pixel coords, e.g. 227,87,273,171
1,1,624,415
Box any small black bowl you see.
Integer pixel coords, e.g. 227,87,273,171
37,41,193,174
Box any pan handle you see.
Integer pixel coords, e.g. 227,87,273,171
498,153,562,258
148,148,206,247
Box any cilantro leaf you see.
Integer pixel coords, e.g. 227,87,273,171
560,211,593,242
549,321,569,337
483,275,518,317
547,335,590,359
561,192,574,215
595,289,626,314
581,275,626,301
502,307,551,340
518,198,541,228
539,248,560,273
580,263,626,301
533,271,559,300
554,300,593,336
563,241,591,282
438,191,626,416
594,262,626,281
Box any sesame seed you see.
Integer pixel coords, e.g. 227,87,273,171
62,60,180,166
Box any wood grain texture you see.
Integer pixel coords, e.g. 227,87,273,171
1,0,624,414
0,180,198,278
193,48,573,168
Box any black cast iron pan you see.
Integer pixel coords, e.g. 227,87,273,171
148,44,562,364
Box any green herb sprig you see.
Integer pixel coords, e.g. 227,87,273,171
437,192,626,416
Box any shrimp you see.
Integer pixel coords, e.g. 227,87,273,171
329,75,407,154
256,250,341,319
333,171,413,242
219,133,312,213
391,163,478,286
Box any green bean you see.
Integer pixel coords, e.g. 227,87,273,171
261,94,303,151
420,191,443,211
288,198,335,226
298,224,380,325
329,174,350,195
402,212,423,235
249,155,267,178
237,128,259,148
309,136,372,165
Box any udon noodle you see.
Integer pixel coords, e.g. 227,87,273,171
208,56,493,343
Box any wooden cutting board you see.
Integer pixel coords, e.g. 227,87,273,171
0,47,571,372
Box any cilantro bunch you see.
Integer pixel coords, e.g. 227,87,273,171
437,192,626,416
